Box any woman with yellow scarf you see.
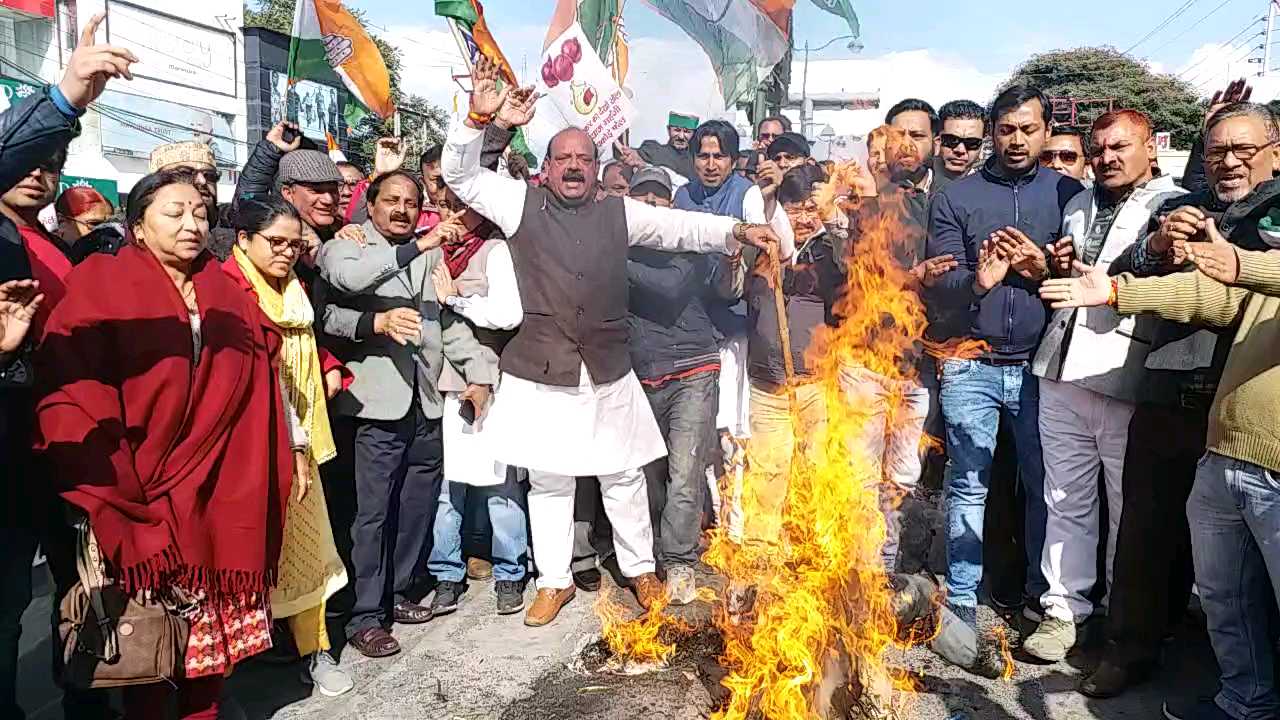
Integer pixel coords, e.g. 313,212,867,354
224,198,353,696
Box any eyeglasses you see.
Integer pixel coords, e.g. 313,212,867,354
758,132,780,142
255,233,308,254
1204,141,1277,166
1040,149,1081,165
940,134,983,151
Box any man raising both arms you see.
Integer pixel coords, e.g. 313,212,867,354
442,58,779,628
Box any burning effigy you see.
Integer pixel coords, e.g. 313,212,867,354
592,159,1013,719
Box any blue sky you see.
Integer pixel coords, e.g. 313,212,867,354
350,0,1273,149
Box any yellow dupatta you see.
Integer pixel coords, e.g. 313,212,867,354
233,246,336,465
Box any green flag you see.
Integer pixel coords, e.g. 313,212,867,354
577,0,622,57
808,0,862,51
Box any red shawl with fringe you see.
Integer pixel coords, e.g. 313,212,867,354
34,244,292,596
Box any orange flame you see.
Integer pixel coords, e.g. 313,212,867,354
700,178,933,717
993,626,1015,681
596,586,691,670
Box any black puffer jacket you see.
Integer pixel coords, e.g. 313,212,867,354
627,248,728,382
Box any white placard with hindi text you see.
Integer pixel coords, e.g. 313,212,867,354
533,23,635,153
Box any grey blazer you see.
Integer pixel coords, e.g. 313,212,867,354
318,220,499,421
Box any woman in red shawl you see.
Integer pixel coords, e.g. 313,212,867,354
35,169,292,719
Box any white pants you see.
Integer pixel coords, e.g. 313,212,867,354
527,468,656,589
1038,378,1134,622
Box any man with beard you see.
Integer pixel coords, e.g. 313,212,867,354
886,98,939,194
1023,110,1186,665
936,100,987,192
442,59,779,627
636,112,698,181
675,120,794,545
318,170,496,658
1067,102,1280,704
926,84,1084,629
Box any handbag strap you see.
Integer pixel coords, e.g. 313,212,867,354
74,520,120,662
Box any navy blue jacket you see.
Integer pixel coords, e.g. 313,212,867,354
926,160,1083,361
627,248,726,382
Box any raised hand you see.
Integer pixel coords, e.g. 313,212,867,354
974,237,1011,294
266,121,302,153
417,208,467,252
1039,260,1112,309
1187,217,1240,285
374,137,407,177
993,226,1048,280
613,141,644,169
58,13,139,110
468,55,509,121
496,85,539,130
1205,78,1252,130
0,279,42,353
909,254,958,288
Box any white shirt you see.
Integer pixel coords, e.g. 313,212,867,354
443,242,522,331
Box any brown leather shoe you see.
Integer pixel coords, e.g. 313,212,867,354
632,572,665,611
347,627,400,658
524,586,576,627
467,557,493,580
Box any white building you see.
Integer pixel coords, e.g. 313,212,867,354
0,0,249,206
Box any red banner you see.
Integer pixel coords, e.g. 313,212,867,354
0,0,55,18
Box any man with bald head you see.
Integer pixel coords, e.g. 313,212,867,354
443,59,779,627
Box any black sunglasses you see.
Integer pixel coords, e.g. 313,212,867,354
940,134,983,151
1040,149,1081,165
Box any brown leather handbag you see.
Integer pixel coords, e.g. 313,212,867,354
56,522,190,689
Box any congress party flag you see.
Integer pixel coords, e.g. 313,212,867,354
436,0,518,85
289,0,395,120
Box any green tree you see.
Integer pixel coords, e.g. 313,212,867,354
1002,47,1205,149
244,0,446,167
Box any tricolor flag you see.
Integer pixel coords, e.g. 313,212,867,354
289,0,395,124
644,0,793,108
435,0,517,85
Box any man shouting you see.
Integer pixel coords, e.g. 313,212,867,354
443,58,779,627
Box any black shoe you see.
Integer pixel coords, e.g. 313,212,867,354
573,567,602,592
496,580,525,615
1078,658,1153,699
431,580,464,616
392,599,433,624
1162,698,1231,720
1022,596,1045,623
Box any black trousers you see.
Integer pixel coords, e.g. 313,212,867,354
1103,402,1206,666
983,418,1027,606
321,416,358,616
345,404,443,637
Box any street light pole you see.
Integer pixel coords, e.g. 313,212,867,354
799,34,855,140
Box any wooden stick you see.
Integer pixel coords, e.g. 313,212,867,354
771,247,796,387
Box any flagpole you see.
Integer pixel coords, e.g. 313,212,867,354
448,18,475,75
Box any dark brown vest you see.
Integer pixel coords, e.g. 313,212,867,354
502,188,630,387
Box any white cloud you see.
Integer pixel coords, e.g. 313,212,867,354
1174,42,1280,101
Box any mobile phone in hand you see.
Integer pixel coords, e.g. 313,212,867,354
459,399,477,425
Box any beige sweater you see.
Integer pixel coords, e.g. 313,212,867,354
1117,249,1280,473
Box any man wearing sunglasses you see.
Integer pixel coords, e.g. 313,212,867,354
149,140,221,220
937,100,987,189
1041,126,1090,182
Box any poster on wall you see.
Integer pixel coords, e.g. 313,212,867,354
269,71,341,143
98,89,244,168
105,0,238,97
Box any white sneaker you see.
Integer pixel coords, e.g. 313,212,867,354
303,651,355,697
666,565,697,606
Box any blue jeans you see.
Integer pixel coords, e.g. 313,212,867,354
429,473,528,584
1189,452,1280,720
939,359,1047,613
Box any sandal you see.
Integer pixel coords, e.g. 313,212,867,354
347,627,400,658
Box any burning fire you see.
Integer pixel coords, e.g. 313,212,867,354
992,627,1015,682
596,586,691,672
597,162,971,715
701,179,932,718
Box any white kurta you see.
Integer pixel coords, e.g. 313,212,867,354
442,241,521,487
713,183,796,438
442,122,748,477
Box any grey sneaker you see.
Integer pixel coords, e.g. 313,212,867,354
304,651,354,697
666,565,697,606
1022,617,1077,662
